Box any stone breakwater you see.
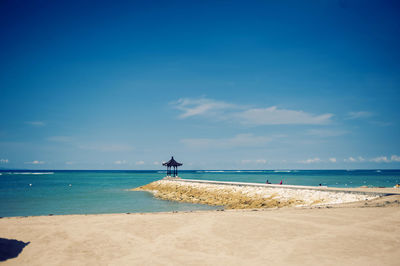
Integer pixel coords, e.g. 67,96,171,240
132,180,378,209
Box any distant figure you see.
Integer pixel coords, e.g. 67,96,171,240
266,179,270,184
279,180,283,185
319,184,322,186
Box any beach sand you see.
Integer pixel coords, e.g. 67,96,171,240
1,195,399,265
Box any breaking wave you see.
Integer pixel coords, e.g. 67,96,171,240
13,172,54,175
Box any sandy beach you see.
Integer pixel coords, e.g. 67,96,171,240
2,0,399,264
1,194,399,266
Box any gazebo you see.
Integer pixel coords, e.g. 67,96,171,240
162,156,183,177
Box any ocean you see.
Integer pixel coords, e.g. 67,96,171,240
0,170,399,217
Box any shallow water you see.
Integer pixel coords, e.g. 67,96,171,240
0,170,399,217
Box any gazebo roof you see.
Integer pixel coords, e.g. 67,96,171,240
162,156,183,167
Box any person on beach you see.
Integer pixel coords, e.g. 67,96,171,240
266,179,270,184
279,180,283,185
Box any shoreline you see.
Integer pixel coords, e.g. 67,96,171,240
1,196,399,265
1,180,400,265
1,181,398,219
1,192,399,219
0,182,400,220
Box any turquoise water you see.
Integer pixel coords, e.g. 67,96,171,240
0,170,399,217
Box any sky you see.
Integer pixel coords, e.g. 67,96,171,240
0,0,399,170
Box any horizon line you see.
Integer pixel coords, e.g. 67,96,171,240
1,169,400,171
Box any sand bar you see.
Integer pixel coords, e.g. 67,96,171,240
132,179,386,209
0,195,400,265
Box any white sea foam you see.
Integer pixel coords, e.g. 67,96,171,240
15,172,54,175
196,170,225,173
238,170,264,173
195,170,265,173
274,170,291,173
204,171,226,173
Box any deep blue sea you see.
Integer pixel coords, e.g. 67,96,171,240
0,170,399,217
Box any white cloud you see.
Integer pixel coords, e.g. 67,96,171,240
24,160,45,165
329,158,336,163
342,155,399,163
135,161,145,165
173,97,333,125
343,156,365,163
153,161,160,165
237,106,333,125
25,121,45,127
65,161,75,165
181,133,271,149
255,159,267,164
347,111,373,120
344,157,357,162
173,97,237,119
0,158,9,164
79,144,134,152
114,160,127,165
370,156,390,163
391,155,400,162
299,158,321,164
367,155,400,163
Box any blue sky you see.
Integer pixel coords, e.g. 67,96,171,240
0,0,399,169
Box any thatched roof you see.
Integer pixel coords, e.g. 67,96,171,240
162,156,183,167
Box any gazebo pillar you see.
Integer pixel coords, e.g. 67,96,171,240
162,156,183,178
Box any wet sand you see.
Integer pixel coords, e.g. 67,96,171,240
0,195,399,265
